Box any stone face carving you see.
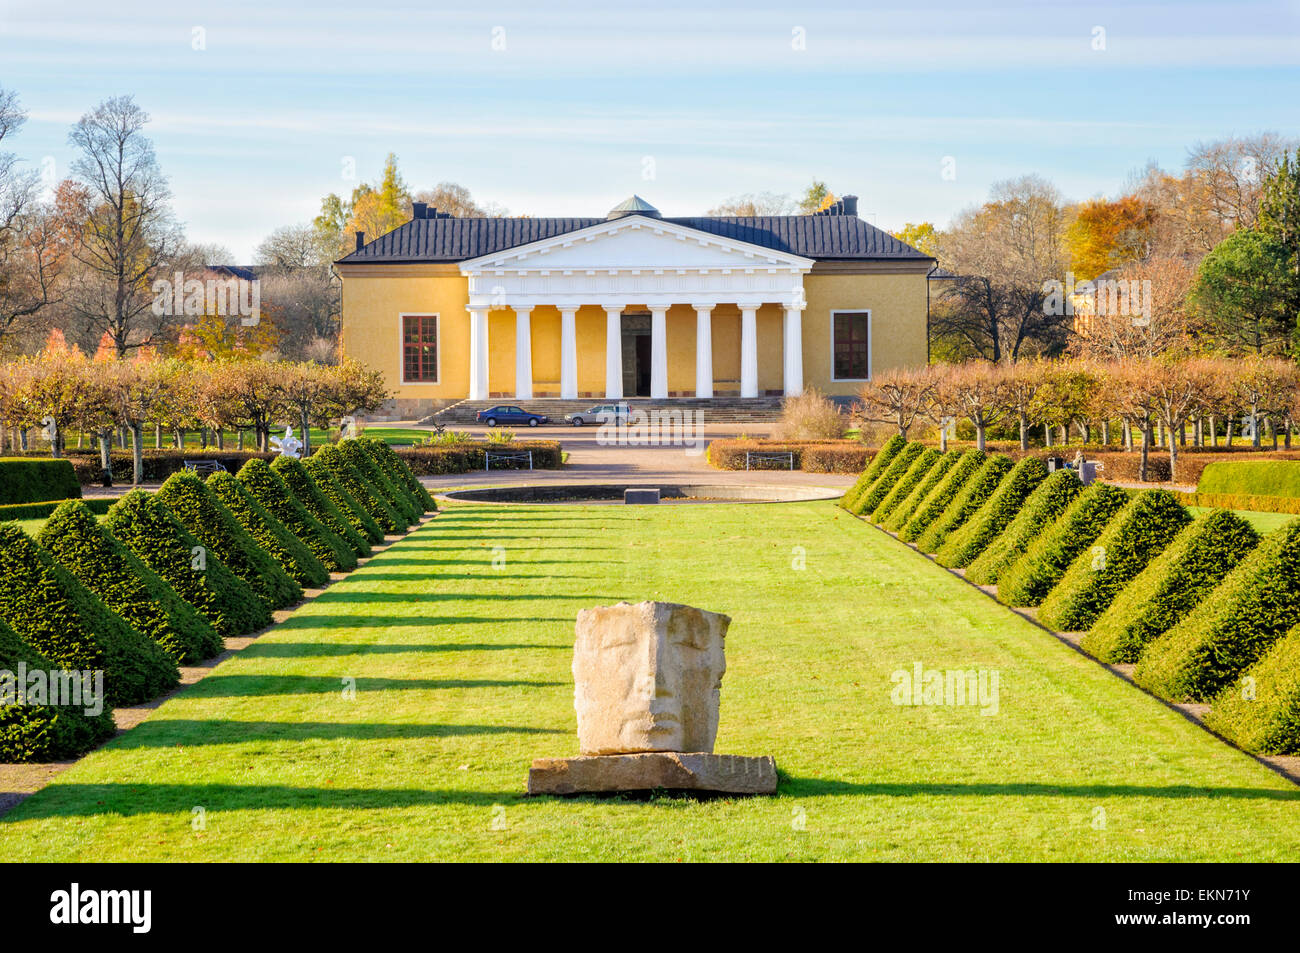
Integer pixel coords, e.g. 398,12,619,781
572,601,728,756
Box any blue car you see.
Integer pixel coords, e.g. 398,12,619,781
475,405,549,427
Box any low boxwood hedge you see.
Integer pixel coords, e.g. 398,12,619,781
105,489,270,638
157,472,301,610
338,439,419,525
0,618,116,762
1037,489,1193,632
899,449,987,544
883,450,963,533
237,459,356,573
849,441,925,516
966,471,1083,586
396,441,564,475
1182,492,1300,516
310,444,405,534
1197,460,1300,498
935,457,1049,569
1133,518,1300,702
1082,510,1260,664
0,458,81,505
0,522,178,706
872,448,941,524
270,456,372,558
0,497,114,522
37,501,222,664
915,455,1014,554
1204,624,1300,754
996,483,1132,608
839,435,906,508
207,472,330,588
300,454,385,546
361,438,436,513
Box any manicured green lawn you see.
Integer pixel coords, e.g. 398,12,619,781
3,501,1297,861
1189,506,1294,534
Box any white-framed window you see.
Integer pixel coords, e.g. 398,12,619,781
400,313,440,384
831,309,871,381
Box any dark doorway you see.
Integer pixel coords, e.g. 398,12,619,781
621,313,651,397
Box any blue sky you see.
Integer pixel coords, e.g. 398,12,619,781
3,0,1299,260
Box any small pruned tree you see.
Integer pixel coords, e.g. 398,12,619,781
856,366,938,437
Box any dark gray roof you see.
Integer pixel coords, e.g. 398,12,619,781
337,213,932,265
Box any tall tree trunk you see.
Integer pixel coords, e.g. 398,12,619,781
1139,422,1151,483
300,408,313,457
1043,423,1051,448
1123,419,1132,451
1018,413,1028,452
1168,415,1178,483
99,430,113,486
131,423,145,486
1208,415,1217,448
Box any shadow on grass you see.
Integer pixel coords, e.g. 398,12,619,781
237,642,568,657
108,719,565,749
4,782,528,819
782,777,1300,801
276,615,574,629
188,675,565,696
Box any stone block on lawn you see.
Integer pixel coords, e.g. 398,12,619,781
528,752,778,796
623,488,660,505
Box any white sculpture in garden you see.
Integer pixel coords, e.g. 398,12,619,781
271,425,303,459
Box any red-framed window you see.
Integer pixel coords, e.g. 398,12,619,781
833,312,870,380
402,315,438,382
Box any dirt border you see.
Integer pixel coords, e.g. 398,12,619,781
0,511,440,820
855,514,1300,788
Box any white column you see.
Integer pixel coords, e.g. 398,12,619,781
513,306,532,400
649,306,668,399
783,305,803,396
560,308,578,399
468,307,489,400
740,306,758,398
604,305,623,399
694,304,713,399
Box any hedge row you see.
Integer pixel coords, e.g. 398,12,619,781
237,459,356,573
899,449,986,544
1037,490,1193,632
13,450,280,485
310,444,405,534
301,454,385,545
396,441,564,475
1196,460,1300,498
996,483,1132,608
935,457,1048,570
915,455,1014,554
271,456,372,558
849,441,925,516
883,450,963,533
964,471,1084,586
1204,624,1300,754
839,435,905,507
1081,510,1260,664
1133,519,1300,703
872,448,941,524
0,443,436,762
1181,492,1300,515
0,496,114,521
0,458,80,505
365,439,437,512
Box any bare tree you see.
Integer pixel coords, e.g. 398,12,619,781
708,192,796,216
856,366,938,436
66,95,182,357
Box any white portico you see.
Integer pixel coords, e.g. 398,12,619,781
458,201,814,401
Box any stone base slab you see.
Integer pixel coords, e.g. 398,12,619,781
527,752,777,796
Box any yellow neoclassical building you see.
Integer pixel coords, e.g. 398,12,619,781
337,195,932,416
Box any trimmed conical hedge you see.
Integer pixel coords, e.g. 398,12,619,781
360,438,436,512
839,434,906,508
271,456,372,558
849,441,926,516
157,471,301,610
337,439,419,525
310,444,405,534
0,523,178,706
1082,510,1259,664
883,449,963,533
1204,625,1300,754
899,448,987,544
0,617,116,762
302,453,385,544
916,454,1014,554
207,472,330,588
935,457,1048,569
1037,489,1193,632
237,459,356,572
1133,519,1300,702
996,483,1131,608
965,470,1083,586
871,448,940,524
38,501,222,664
105,489,270,638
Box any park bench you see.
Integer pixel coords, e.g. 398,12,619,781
745,450,795,471
183,459,228,476
484,449,534,471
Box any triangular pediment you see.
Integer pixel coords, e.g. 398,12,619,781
459,215,813,274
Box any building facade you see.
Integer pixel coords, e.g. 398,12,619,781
337,195,933,417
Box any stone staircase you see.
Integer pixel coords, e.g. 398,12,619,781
417,397,786,426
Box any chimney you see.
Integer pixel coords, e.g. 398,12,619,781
355,230,365,251
842,195,858,216
412,201,427,219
